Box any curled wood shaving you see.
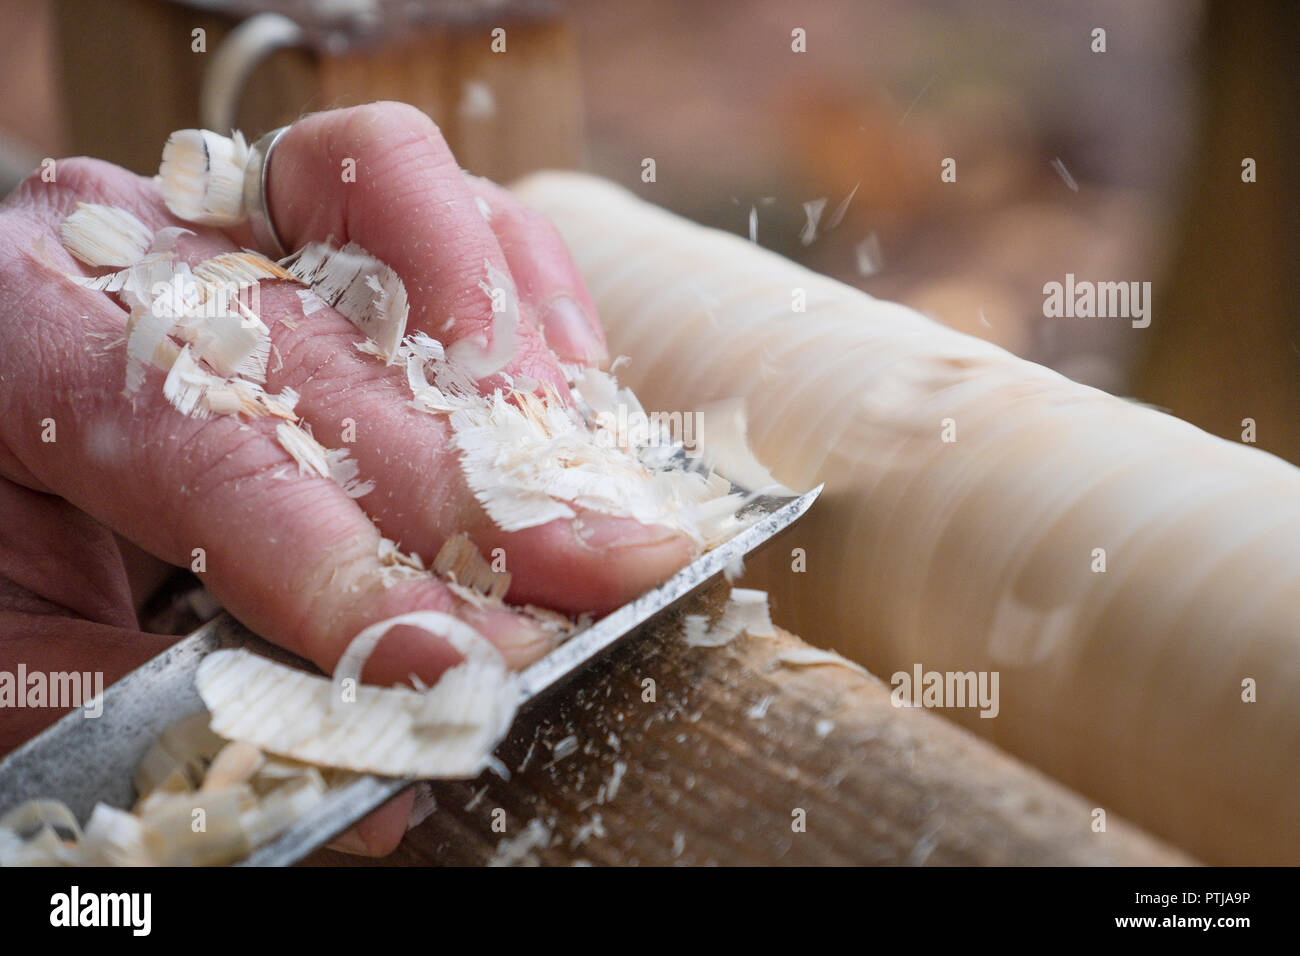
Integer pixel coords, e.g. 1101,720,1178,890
61,253,179,299
124,305,182,395
161,345,295,420
0,800,82,841
450,386,749,546
133,712,226,797
200,741,264,792
693,398,792,495
407,784,438,830
162,345,234,418
148,226,195,255
80,804,150,866
404,332,474,414
0,714,331,866
177,310,271,382
197,611,519,778
192,250,294,290
56,211,296,424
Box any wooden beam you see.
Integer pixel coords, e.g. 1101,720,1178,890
306,583,1192,866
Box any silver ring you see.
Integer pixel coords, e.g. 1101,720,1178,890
243,125,290,258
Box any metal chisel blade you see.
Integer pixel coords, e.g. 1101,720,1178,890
0,484,821,866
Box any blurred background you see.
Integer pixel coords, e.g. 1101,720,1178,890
2,0,1297,465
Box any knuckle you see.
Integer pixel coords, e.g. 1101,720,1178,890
340,101,453,171
152,416,277,502
4,157,139,216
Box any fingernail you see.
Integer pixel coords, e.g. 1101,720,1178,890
541,296,607,365
327,828,371,856
464,606,553,668
573,515,681,552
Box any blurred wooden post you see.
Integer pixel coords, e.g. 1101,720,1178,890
1134,0,1300,463
52,0,583,181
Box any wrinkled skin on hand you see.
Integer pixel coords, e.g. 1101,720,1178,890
0,102,693,855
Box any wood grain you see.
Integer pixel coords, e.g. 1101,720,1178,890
306,583,1193,866
53,0,581,182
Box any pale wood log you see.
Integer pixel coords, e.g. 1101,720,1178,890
307,582,1193,866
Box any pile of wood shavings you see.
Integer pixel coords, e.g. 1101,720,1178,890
69,128,784,548
2,606,522,867
0,715,345,866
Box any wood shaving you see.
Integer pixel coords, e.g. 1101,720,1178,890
284,242,409,363
177,310,271,382
726,588,776,637
197,610,519,779
193,250,293,290
570,813,605,847
147,226,195,254
683,588,776,647
450,386,749,546
433,533,511,601
693,398,792,495
200,741,264,792
274,421,374,499
56,210,296,424
550,735,579,762
1,713,331,866
159,129,250,225
604,759,627,803
775,646,871,678
488,819,552,867
445,260,518,379
60,203,153,268
376,537,428,587
406,783,438,830
160,345,295,420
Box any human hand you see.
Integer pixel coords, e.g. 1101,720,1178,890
0,102,695,855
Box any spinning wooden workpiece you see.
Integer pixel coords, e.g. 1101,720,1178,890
507,172,1300,867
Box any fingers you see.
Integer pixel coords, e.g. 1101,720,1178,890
326,790,415,857
229,104,690,609
7,330,545,680
4,147,691,658
243,102,569,392
0,170,550,681
461,174,608,367
252,277,691,614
